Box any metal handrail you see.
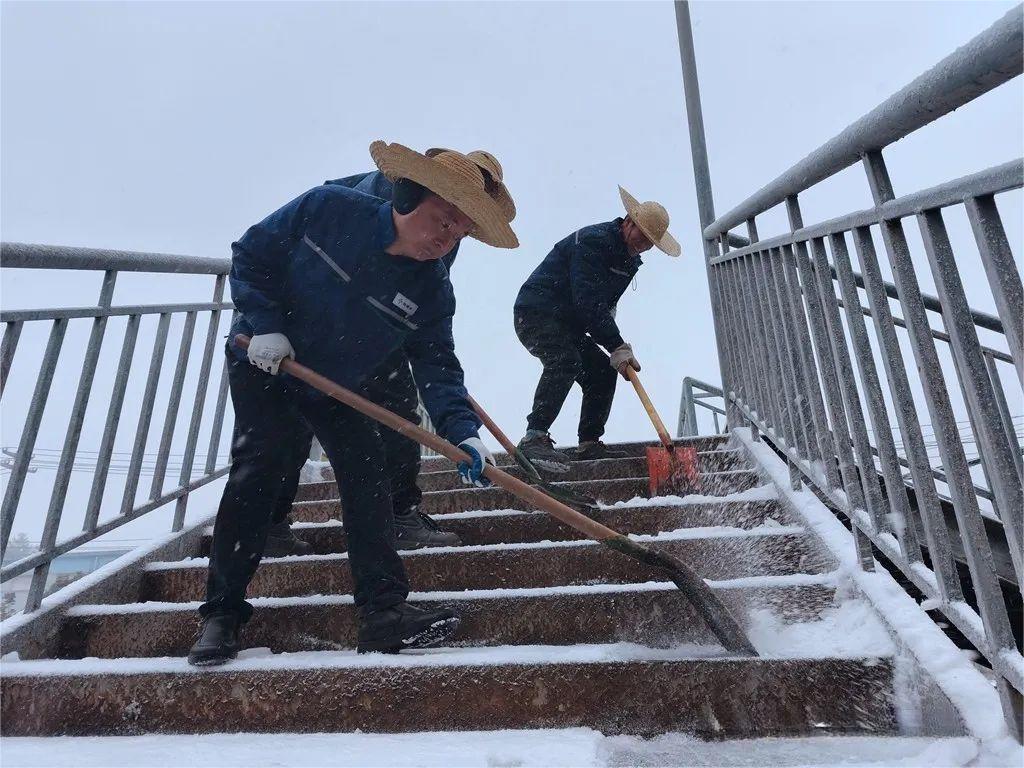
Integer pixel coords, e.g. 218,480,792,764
0,243,234,613
677,377,725,437
703,6,1023,239
677,1,1024,739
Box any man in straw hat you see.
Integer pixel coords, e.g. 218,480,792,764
188,143,517,666
513,186,680,473
259,150,515,558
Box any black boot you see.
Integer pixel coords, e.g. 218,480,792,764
572,440,630,460
394,508,461,550
187,612,243,667
357,602,460,654
263,519,313,557
517,432,571,473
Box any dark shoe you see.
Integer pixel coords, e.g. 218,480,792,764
263,519,313,558
357,602,460,654
517,432,571,474
572,441,630,460
187,612,243,667
394,508,461,550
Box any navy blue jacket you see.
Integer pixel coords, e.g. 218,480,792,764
228,185,481,445
514,218,641,350
325,172,459,272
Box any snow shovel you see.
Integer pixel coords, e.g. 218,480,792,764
623,367,701,498
466,394,600,514
236,335,757,656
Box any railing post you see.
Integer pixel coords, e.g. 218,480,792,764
675,0,740,429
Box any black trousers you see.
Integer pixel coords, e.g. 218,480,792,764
514,306,618,442
202,351,409,621
267,349,423,525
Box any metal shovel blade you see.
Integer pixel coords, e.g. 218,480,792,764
646,445,701,497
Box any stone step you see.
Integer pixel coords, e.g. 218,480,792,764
290,471,765,521
200,499,790,557
144,530,829,603
0,650,895,737
309,449,746,489
414,434,732,473
59,581,838,659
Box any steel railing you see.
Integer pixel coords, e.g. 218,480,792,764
676,1,1023,738
0,243,234,613
677,377,725,437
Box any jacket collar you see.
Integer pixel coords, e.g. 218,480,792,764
375,201,398,252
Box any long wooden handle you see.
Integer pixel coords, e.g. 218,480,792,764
625,367,674,451
236,335,617,543
466,394,516,456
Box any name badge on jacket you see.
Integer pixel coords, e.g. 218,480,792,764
393,293,419,316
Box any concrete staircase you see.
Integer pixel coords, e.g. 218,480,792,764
1,436,916,738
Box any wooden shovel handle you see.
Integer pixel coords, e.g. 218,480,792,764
235,335,617,543
624,367,674,451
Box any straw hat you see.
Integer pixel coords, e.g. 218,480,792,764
427,147,516,223
618,186,681,257
370,141,518,248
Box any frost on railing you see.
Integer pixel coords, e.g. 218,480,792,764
677,2,1023,739
0,243,235,614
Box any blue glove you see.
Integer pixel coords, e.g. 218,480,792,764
457,437,495,488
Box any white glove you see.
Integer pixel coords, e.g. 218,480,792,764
247,333,295,376
457,437,496,488
609,343,641,376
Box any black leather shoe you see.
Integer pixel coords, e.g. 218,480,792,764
187,612,243,667
394,508,461,550
263,519,313,557
357,602,460,654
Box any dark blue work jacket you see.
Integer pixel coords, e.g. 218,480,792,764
515,218,641,350
228,184,481,445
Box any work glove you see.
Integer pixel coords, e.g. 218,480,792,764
457,437,496,488
247,333,295,376
609,342,641,379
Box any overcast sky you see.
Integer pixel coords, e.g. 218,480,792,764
1,1,1021,550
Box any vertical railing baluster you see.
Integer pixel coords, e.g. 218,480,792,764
816,236,886,536
776,243,833,479
0,320,24,399
759,249,810,467
25,272,118,610
149,311,198,499
120,313,172,515
172,276,226,531
0,318,67,558
965,194,1023,383
794,240,869,517
918,206,1024,587
984,352,1022,482
721,259,752,411
204,358,231,475
836,227,921,558
82,313,142,532
745,251,788,441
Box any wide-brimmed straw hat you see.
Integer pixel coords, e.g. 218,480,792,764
370,141,518,248
618,186,681,257
427,147,516,223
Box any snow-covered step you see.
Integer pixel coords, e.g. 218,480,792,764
0,644,896,737
0,731,992,768
143,526,829,602
307,449,746,491
290,472,765,520
59,577,839,659
412,435,732,473
201,494,792,556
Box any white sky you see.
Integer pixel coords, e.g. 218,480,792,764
1,0,1021,550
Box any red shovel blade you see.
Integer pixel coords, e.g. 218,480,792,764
646,445,700,497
